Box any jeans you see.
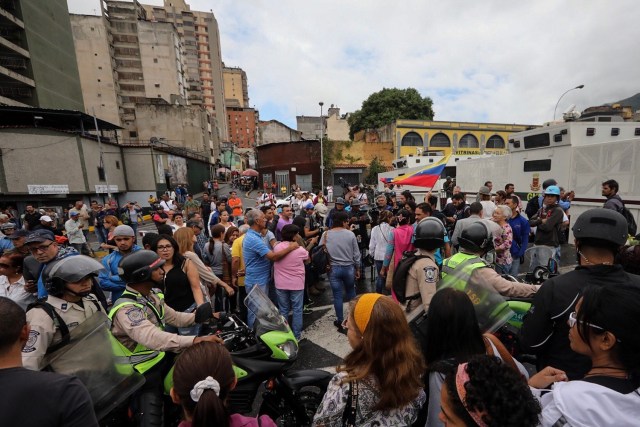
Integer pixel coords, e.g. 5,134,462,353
95,226,107,244
374,260,385,294
495,263,512,275
246,283,267,328
328,265,356,323
130,222,138,242
276,289,304,340
507,256,521,276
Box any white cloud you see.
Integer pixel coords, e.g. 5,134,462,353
68,0,640,128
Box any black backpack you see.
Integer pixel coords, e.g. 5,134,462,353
620,206,638,237
392,251,430,304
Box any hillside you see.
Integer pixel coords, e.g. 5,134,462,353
612,93,640,111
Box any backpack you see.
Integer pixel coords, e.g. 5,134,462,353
621,206,637,237
525,196,540,219
392,251,430,304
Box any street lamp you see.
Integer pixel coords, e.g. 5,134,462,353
319,101,324,191
554,84,585,120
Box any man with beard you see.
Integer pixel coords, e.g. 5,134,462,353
368,194,391,227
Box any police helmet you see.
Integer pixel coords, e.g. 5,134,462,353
43,255,104,297
458,222,494,254
118,250,165,284
414,217,446,250
572,208,628,247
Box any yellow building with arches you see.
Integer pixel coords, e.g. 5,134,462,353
388,119,535,159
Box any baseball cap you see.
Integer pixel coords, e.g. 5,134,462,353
478,186,492,196
336,197,345,205
350,199,361,206
0,223,16,230
304,202,314,210
69,211,79,217
113,225,135,237
40,215,53,222
8,229,29,240
25,229,56,244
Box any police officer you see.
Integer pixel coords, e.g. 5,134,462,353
521,208,640,380
108,250,221,426
440,222,539,298
405,217,446,314
22,255,106,370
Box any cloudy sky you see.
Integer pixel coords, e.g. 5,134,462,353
68,0,639,129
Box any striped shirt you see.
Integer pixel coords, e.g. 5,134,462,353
243,229,271,287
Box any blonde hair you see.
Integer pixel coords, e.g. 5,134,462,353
173,227,195,254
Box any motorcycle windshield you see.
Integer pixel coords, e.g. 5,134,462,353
244,285,289,334
438,273,515,334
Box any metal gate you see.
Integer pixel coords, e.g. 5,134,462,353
296,174,312,191
262,173,272,187
275,170,290,196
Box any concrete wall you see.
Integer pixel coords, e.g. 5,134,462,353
122,146,159,192
134,103,210,157
335,140,395,167
138,21,184,103
21,0,84,110
296,116,321,140
326,110,350,141
258,120,303,145
70,14,121,126
0,129,126,195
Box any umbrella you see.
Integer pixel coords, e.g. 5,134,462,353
241,169,259,177
217,167,231,173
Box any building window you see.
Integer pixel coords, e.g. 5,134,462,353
155,83,160,87
154,58,158,63
486,135,505,149
130,131,137,138
401,131,423,147
459,133,479,148
429,132,450,148
115,161,121,170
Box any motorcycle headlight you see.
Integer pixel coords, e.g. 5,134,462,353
277,340,298,359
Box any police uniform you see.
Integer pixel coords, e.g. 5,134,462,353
109,286,196,370
22,294,104,370
405,250,439,313
441,252,539,298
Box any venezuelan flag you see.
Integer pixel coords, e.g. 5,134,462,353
391,156,449,189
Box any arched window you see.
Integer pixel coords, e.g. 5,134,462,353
459,133,479,148
429,132,451,148
401,131,423,147
486,135,505,149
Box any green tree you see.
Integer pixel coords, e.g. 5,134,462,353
348,88,434,140
364,156,387,184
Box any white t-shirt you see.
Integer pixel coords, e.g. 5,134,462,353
0,276,35,311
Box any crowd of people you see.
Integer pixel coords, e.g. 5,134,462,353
1,175,640,426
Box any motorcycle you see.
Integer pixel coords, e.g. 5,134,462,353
166,285,333,426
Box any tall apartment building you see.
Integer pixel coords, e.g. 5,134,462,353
142,0,228,141
223,65,248,108
0,0,84,109
228,106,257,149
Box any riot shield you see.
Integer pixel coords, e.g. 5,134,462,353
438,269,514,333
41,311,145,420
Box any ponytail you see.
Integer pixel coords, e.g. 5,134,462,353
191,389,229,427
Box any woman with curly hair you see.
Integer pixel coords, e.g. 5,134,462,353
528,283,640,426
171,342,276,427
313,294,426,426
439,355,541,426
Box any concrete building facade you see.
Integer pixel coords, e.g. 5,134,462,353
296,115,322,140
223,65,248,108
325,105,350,141
257,120,303,145
0,0,84,110
142,0,228,141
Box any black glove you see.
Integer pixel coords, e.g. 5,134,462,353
194,302,213,323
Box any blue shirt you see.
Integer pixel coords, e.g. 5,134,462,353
243,229,272,287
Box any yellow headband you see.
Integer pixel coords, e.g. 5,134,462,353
354,293,383,334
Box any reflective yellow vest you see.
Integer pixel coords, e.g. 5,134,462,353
108,289,166,374
439,252,488,291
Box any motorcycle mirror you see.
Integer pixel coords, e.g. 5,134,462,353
195,302,213,323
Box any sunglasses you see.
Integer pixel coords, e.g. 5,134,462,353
568,312,622,342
